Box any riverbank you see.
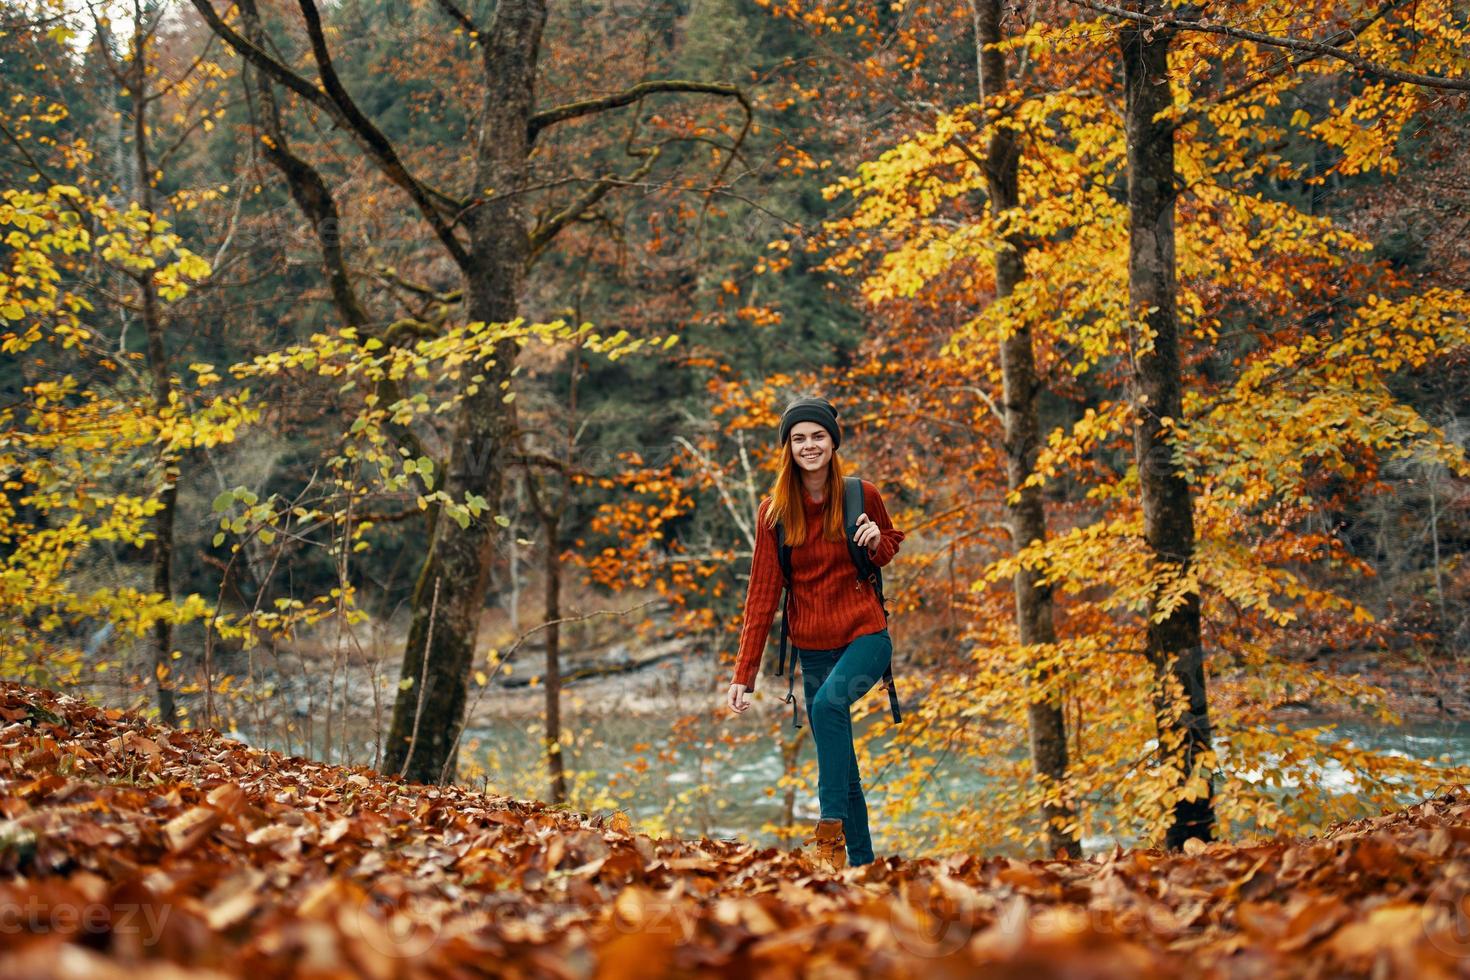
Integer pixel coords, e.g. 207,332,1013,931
476,641,1470,728
255,592,1469,728
232,618,1468,773
1324,650,1469,721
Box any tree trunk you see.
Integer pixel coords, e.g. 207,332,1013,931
509,481,523,634
778,727,806,847
228,0,546,785
543,511,566,805
1120,7,1216,849
383,2,548,785
972,0,1079,858
127,31,178,729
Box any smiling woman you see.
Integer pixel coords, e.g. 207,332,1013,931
724,395,905,871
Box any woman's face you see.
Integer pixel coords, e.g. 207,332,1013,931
788,421,832,475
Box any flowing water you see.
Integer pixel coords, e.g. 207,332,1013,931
455,706,1470,851
224,652,1470,855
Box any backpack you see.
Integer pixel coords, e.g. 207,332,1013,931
771,476,901,730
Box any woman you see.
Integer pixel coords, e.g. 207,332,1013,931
725,395,905,870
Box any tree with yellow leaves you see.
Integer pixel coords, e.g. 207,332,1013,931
807,0,1470,850
0,183,252,698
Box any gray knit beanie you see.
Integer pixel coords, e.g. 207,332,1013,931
778,395,842,449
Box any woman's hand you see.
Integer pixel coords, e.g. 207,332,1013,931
727,682,751,713
854,512,881,551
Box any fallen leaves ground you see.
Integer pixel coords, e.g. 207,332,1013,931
0,681,1467,979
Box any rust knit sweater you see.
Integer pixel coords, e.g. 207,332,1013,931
731,479,905,691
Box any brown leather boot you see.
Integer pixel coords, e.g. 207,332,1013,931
803,818,846,871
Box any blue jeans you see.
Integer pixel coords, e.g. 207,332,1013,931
796,627,891,866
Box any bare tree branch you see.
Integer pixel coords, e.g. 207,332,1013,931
1189,0,1415,119
368,265,465,305
143,30,221,104
235,0,438,470
1071,0,1470,92
431,0,480,38
290,0,470,256
0,118,61,188
528,79,749,142
525,83,754,260
187,0,471,265
673,435,754,551
527,133,665,261
511,450,588,477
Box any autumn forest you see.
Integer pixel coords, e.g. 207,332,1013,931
3,0,1470,974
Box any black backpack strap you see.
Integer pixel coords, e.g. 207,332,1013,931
841,477,868,586
774,520,800,730
775,520,793,681
843,477,901,724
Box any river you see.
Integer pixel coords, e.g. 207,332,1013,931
223,650,1470,857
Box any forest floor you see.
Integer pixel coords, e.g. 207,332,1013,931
1,680,1468,978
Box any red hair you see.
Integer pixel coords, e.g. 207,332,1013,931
762,440,846,546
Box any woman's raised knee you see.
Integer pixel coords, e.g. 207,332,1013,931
811,692,849,723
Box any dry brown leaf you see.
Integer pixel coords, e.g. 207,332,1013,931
162,805,224,854
1327,901,1425,961
201,867,268,930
